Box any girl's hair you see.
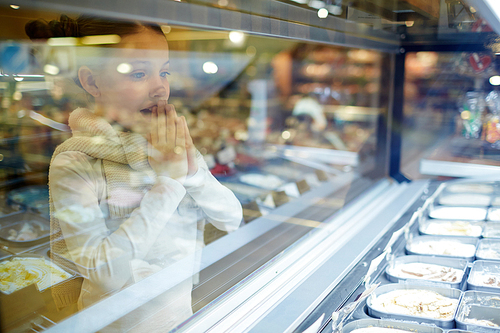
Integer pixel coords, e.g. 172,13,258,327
25,14,163,40
25,15,164,91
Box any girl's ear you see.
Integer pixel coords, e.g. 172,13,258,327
78,66,100,97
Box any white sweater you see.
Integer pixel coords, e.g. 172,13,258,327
50,150,242,332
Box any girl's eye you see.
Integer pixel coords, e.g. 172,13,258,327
160,71,170,78
131,72,146,79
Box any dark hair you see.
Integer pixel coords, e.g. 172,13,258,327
25,15,165,91
25,14,163,40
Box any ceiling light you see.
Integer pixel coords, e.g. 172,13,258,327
203,62,218,74
47,37,78,46
229,31,245,44
117,63,133,74
14,77,24,81
43,64,60,75
490,75,500,85
10,4,20,9
318,8,328,18
80,35,121,45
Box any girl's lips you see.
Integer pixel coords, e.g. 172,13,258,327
139,105,157,115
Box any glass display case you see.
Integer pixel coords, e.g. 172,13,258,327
0,0,499,332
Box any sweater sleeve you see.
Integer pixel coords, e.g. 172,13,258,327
183,153,242,232
50,151,186,292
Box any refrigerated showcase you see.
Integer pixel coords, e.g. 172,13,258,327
1,0,500,332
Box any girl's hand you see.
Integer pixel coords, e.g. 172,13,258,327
184,118,199,178
148,101,188,184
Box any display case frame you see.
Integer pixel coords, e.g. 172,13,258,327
1,0,499,332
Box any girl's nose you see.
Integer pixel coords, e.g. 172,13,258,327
149,78,167,98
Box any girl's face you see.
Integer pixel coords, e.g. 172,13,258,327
93,28,170,133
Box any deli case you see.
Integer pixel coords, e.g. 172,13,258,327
1,0,500,332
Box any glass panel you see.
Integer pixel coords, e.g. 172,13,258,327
0,5,388,332
401,49,500,179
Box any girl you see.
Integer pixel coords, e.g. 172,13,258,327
26,15,242,332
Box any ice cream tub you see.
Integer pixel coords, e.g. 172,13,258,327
476,239,500,261
437,193,491,207
342,319,444,333
455,291,500,332
444,183,496,195
418,219,484,238
0,212,50,246
488,208,500,222
467,260,500,293
386,255,468,289
0,255,74,294
428,206,487,221
405,235,478,261
483,223,500,239
366,283,461,329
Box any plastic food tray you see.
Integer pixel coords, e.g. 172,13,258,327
488,208,500,222
418,219,484,238
455,291,500,332
342,319,444,333
405,235,478,261
366,283,461,329
385,255,468,290
0,255,74,294
428,206,487,221
437,193,491,207
443,183,496,195
467,260,500,294
0,212,50,246
476,239,500,262
483,223,500,239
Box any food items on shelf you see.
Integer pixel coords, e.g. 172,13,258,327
489,208,500,221
350,328,413,333
408,239,476,258
5,221,49,242
470,272,500,288
445,183,494,194
0,257,71,294
462,318,499,327
476,242,500,260
370,289,458,320
428,206,487,220
438,193,491,206
388,262,462,283
483,223,500,238
239,174,284,190
420,221,482,237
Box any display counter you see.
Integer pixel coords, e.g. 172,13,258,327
1,0,500,332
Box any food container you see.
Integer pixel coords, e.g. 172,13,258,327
437,193,491,207
7,186,49,215
0,255,73,294
0,212,50,246
488,208,500,222
0,249,11,260
467,260,500,293
483,223,500,239
419,219,484,238
366,283,461,329
406,235,478,261
386,255,468,289
444,183,496,194
342,319,444,333
455,291,500,332
476,239,500,261
428,206,487,221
